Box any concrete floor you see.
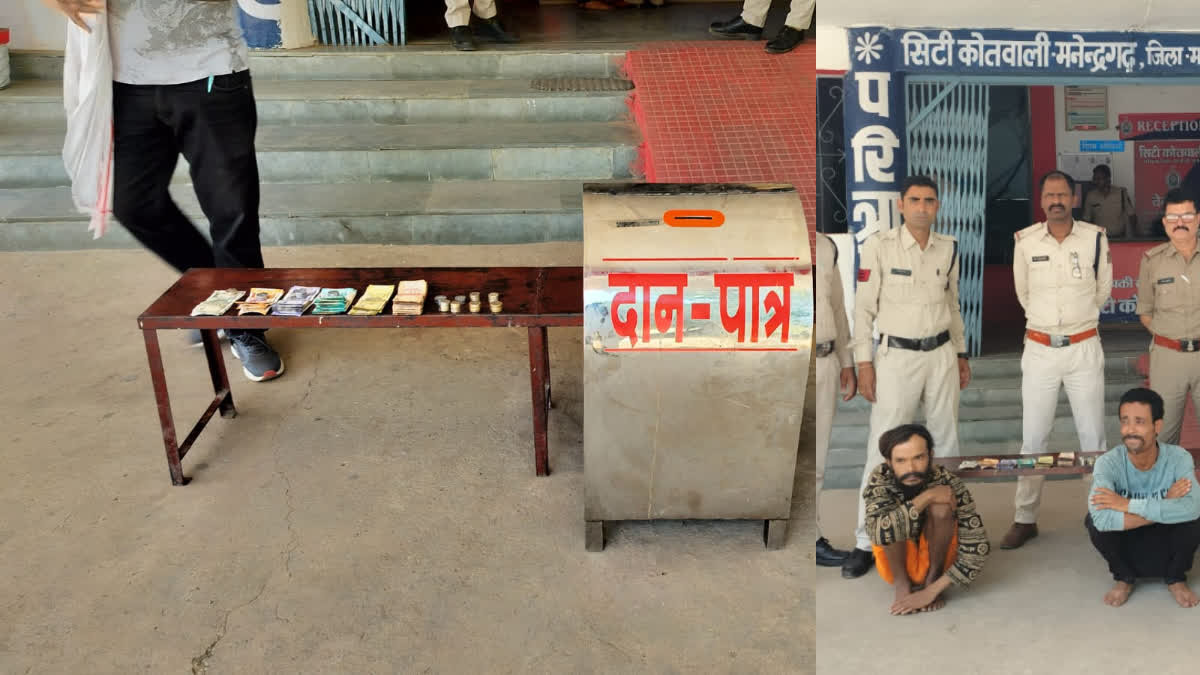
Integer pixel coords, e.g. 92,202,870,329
0,243,813,674
818,481,1200,675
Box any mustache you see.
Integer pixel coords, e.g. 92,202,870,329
899,471,926,482
1123,435,1143,443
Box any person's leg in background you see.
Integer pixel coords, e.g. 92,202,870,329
765,0,814,54
1005,341,1064,548
168,72,283,382
710,0,766,40
815,351,850,566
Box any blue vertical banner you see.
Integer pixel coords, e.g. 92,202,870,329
236,0,283,49
843,28,907,246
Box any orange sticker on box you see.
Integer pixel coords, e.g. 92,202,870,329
663,210,725,227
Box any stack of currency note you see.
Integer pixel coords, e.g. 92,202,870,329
272,286,322,316
313,288,357,314
349,284,394,315
1056,451,1076,467
191,289,244,316
392,280,428,316
237,288,284,315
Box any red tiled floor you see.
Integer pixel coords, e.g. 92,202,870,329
621,40,816,245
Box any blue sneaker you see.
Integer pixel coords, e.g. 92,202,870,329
229,331,284,382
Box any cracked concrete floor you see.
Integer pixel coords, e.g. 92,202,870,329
0,243,814,674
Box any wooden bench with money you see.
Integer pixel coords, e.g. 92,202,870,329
138,267,583,486
939,449,1200,480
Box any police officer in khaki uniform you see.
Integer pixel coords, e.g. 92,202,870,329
1137,188,1200,445
1001,170,1113,549
842,175,971,579
815,232,856,567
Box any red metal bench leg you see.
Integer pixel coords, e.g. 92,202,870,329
143,329,187,486
528,325,550,476
200,329,237,418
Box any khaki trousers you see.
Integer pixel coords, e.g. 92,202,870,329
1148,342,1200,445
854,341,960,551
1013,338,1107,524
445,0,497,28
741,0,816,30
815,352,840,539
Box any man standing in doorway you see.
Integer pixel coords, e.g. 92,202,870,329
1083,165,1136,239
444,0,519,51
1136,189,1200,445
842,175,971,579
43,0,284,382
815,232,855,567
1002,170,1113,549
709,0,814,54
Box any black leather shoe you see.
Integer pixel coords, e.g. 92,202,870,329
841,548,874,579
708,16,763,40
451,26,477,51
816,537,850,567
765,26,805,54
475,17,520,43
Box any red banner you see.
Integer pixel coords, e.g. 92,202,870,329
1119,113,1200,140
1101,241,1156,324
1133,141,1200,228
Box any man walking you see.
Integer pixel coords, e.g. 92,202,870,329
843,175,971,579
1002,170,1113,549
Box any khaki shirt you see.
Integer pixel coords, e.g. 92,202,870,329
852,225,967,364
1013,220,1113,335
1136,242,1200,338
815,233,853,368
1083,187,1134,239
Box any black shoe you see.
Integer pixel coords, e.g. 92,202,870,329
709,16,763,40
475,17,520,44
816,537,850,567
451,26,477,51
765,26,805,54
841,548,874,579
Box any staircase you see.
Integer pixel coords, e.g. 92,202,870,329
0,48,639,250
821,350,1148,489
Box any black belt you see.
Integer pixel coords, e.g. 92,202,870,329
886,330,951,352
815,340,835,358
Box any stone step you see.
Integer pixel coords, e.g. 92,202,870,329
964,352,1143,379
834,373,1146,414
0,79,630,126
9,47,629,82
0,121,639,189
830,400,1128,448
0,181,594,250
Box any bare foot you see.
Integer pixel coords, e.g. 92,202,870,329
1168,582,1200,608
1104,581,1134,607
919,594,947,612
891,587,937,615
892,583,914,610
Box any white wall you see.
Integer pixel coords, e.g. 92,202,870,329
1,1,66,51
1054,84,1200,198
817,0,1200,71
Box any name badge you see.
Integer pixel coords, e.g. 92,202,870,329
1031,255,1050,262
890,268,912,276
1158,277,1176,285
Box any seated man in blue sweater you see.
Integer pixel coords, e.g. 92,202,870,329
1087,387,1200,608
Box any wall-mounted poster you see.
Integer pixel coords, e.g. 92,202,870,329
1065,86,1108,131
1133,140,1200,229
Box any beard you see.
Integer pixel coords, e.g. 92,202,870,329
894,470,931,500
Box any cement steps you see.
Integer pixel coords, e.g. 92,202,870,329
0,181,594,249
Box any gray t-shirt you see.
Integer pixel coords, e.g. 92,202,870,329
109,0,249,85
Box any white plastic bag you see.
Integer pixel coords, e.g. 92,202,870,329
62,14,114,239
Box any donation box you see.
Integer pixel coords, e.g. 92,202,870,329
582,183,812,551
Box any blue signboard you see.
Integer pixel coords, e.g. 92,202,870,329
847,27,1200,78
236,0,282,49
1080,140,1126,152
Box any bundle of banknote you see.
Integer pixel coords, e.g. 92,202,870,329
349,284,394,315
191,289,244,316
958,460,980,470
392,279,428,316
272,286,322,316
1056,451,1076,467
1017,458,1036,469
998,459,1018,471
313,288,358,314
237,288,284,315
1036,455,1055,467
978,458,999,469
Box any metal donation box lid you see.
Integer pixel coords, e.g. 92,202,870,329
582,183,812,523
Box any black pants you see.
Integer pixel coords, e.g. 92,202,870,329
112,70,263,273
1085,513,1200,584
